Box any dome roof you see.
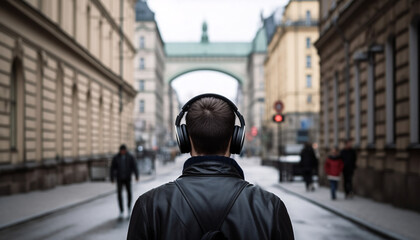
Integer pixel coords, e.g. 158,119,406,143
252,27,267,52
135,0,155,21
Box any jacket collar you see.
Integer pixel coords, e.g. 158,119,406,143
182,156,245,179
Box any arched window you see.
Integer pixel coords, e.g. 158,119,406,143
10,58,25,161
305,10,311,25
140,58,145,69
86,89,92,156
139,99,145,113
56,65,64,158
306,74,312,88
72,83,78,158
140,36,145,49
99,95,103,154
306,55,311,68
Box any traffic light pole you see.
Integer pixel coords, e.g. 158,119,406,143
278,123,283,182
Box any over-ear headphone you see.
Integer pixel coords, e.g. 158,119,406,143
175,93,246,154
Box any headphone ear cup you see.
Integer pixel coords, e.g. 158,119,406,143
230,126,244,154
178,124,191,153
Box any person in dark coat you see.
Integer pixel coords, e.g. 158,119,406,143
299,142,318,191
324,147,344,200
127,94,294,240
110,144,139,218
340,139,357,198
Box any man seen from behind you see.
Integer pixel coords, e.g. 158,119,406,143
110,144,139,218
127,94,294,240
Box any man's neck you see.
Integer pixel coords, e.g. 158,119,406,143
190,151,230,158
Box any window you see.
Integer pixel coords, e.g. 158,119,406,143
409,18,420,143
323,81,329,147
307,94,312,103
306,74,312,88
306,55,311,68
140,36,145,49
138,80,145,91
367,53,376,146
333,72,339,147
259,81,264,90
10,63,17,149
9,58,24,155
139,100,145,113
385,37,396,146
354,63,361,146
72,84,78,157
305,10,311,25
139,58,145,69
306,37,311,48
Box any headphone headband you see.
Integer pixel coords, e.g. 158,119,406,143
174,93,246,154
175,93,245,127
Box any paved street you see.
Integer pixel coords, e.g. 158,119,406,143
0,156,385,239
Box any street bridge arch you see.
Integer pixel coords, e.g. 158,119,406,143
163,22,268,140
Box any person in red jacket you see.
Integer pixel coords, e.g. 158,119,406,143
324,147,344,200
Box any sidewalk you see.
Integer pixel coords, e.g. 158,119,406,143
276,181,420,240
0,159,177,230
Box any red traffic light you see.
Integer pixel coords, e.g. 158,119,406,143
251,126,258,136
273,114,285,123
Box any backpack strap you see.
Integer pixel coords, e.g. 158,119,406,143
215,181,248,230
174,180,248,233
174,180,206,233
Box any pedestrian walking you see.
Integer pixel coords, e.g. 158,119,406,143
127,93,294,240
110,144,139,218
324,147,344,200
340,139,357,198
299,142,318,191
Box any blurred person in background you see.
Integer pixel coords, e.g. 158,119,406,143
127,94,294,240
340,140,357,199
324,147,344,200
110,144,139,218
299,142,318,192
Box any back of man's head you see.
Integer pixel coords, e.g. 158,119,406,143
186,97,235,155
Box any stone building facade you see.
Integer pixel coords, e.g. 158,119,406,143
316,0,420,212
134,1,166,150
0,0,137,195
245,27,267,155
264,0,320,157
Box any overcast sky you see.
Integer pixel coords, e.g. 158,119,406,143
147,0,288,104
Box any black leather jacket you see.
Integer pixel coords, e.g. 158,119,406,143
110,152,139,182
127,156,294,240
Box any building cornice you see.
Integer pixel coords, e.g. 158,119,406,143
4,0,137,97
91,0,136,53
314,0,360,50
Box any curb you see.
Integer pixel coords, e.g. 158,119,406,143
0,189,116,231
0,175,157,231
275,184,409,240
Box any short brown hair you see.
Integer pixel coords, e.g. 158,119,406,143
186,97,235,155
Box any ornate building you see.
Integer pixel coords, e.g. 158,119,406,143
263,0,320,157
0,0,137,194
245,27,267,155
134,0,166,150
316,0,420,212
